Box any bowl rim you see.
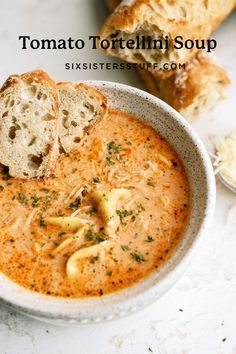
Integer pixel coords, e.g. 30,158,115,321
0,80,216,324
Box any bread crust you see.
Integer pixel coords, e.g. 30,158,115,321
106,0,231,119
57,82,107,111
100,0,236,72
57,82,107,153
0,70,59,179
138,52,230,118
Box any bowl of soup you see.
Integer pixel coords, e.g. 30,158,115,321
0,81,215,325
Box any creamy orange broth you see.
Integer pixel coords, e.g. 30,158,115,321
0,110,190,297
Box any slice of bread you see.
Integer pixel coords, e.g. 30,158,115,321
57,82,107,153
0,70,59,179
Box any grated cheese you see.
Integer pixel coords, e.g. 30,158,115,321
147,160,159,172
213,132,236,187
70,205,92,217
160,195,170,206
63,186,77,204
23,209,37,232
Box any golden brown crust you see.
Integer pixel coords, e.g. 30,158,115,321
57,82,108,114
100,0,236,70
1,70,58,105
0,70,59,179
138,52,230,117
105,0,231,119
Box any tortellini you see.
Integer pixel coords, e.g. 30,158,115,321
45,189,129,278
52,225,88,255
157,153,172,167
66,241,110,279
90,188,129,224
44,216,85,232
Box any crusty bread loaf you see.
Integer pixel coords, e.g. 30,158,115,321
100,0,236,75
57,82,107,153
105,0,231,120
0,70,59,179
138,52,230,119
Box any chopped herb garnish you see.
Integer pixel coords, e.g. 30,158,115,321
90,256,99,264
85,207,97,216
93,176,101,183
39,218,47,227
147,179,155,187
95,234,107,243
85,228,95,241
72,168,77,173
137,204,145,213
222,338,227,342
85,228,107,243
116,209,133,224
106,270,112,276
0,185,4,191
68,197,81,210
131,251,145,263
106,155,114,166
121,245,129,251
81,186,88,197
106,141,122,165
42,188,50,193
30,195,40,208
107,141,121,154
146,236,154,242
126,141,132,145
18,193,28,205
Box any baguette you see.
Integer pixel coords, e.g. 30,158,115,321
57,82,107,153
100,0,236,74
105,0,231,119
0,70,59,179
138,53,230,119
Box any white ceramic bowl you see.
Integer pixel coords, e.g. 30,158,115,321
0,81,216,325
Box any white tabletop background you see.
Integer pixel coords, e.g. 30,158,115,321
0,1,235,353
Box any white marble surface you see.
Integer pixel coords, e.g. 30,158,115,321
0,1,236,353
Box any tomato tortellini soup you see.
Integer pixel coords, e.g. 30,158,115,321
0,110,190,297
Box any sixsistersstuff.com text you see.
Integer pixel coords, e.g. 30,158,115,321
64,62,186,71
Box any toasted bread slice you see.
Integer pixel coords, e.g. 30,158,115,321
57,82,107,153
0,70,59,179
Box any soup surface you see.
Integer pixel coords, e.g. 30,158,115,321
0,110,190,297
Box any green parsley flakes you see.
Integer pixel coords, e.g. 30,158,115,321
131,252,145,263
146,236,154,242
